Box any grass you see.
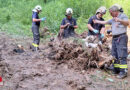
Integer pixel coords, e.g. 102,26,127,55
0,0,130,38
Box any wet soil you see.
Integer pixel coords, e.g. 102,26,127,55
0,32,130,90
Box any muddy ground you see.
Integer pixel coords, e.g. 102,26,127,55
0,32,130,90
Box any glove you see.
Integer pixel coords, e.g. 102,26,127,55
41,17,46,21
100,34,104,38
98,41,102,45
93,29,99,34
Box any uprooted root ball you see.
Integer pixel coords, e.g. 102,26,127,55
47,37,113,70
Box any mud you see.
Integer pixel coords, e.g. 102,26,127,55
0,32,130,90
47,37,112,70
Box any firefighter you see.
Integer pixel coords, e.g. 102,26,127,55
93,4,129,79
87,6,107,42
31,5,46,51
58,8,78,40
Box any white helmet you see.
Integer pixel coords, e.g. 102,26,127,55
111,4,123,12
66,8,73,15
113,4,122,10
96,6,107,14
35,5,42,11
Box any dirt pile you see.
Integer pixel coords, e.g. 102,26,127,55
47,36,113,71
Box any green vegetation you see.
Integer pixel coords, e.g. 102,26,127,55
0,0,130,38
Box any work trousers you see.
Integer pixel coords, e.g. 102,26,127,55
32,24,40,47
112,34,128,74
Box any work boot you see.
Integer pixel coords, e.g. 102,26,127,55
117,73,127,79
30,45,39,52
111,68,120,76
107,64,114,70
32,47,39,51
30,45,33,49
117,69,127,79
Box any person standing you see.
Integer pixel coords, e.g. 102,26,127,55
31,5,46,51
94,4,129,79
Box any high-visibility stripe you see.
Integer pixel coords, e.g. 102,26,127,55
112,60,114,63
119,65,128,69
32,43,39,47
114,64,119,68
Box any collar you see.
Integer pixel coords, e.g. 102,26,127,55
96,14,100,19
95,15,102,20
32,9,38,12
66,17,72,20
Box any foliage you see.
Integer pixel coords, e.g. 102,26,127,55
0,0,130,37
